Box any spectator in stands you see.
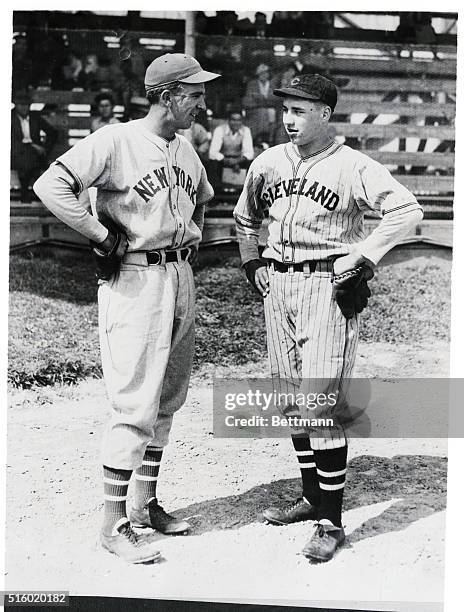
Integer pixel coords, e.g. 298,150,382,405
90,93,120,133
80,53,101,90
242,63,279,146
178,122,211,161
10,91,57,203
58,51,85,90
208,109,254,189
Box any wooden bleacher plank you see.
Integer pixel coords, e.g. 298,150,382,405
49,115,92,130
313,39,457,55
334,101,455,117
31,90,96,105
332,122,455,139
366,151,454,167
394,175,454,193
340,76,455,94
310,55,456,77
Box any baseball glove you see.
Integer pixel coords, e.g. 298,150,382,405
91,216,128,281
332,263,374,319
243,258,267,295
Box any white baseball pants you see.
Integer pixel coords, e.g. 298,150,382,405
264,263,359,450
98,259,195,469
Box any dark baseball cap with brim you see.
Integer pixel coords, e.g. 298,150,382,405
145,53,220,88
274,73,338,112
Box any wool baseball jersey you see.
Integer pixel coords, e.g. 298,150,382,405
234,141,422,264
56,119,214,251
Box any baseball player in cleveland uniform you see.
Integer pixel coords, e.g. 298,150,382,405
234,74,423,562
34,54,220,563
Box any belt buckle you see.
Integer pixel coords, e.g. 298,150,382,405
148,250,162,265
303,262,312,278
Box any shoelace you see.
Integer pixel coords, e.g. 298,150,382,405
119,523,140,546
287,497,305,513
314,524,327,538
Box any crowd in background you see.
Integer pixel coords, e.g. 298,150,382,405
11,10,443,202
11,87,261,201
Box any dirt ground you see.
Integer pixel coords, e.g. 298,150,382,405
6,340,449,611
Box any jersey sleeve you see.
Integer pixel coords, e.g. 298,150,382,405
233,158,267,264
353,154,422,216
55,126,114,193
196,164,214,205
352,153,424,264
233,159,267,230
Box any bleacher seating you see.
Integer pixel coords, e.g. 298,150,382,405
11,30,456,229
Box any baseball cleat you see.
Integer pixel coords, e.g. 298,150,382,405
130,499,191,535
100,521,162,564
302,522,345,562
262,497,319,525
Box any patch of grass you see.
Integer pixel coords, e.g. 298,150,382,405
8,253,450,388
360,259,451,343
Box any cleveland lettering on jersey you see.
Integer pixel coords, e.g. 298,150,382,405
133,165,197,205
261,178,340,211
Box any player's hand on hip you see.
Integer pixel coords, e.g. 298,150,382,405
188,246,199,267
255,265,270,297
97,230,118,254
333,251,368,276
243,258,269,298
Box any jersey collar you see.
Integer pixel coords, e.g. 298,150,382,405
288,139,338,162
133,119,178,150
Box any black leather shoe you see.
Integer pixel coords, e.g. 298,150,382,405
302,522,345,562
263,497,318,525
130,499,191,535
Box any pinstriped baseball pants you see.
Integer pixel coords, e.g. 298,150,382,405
98,260,195,469
264,264,359,450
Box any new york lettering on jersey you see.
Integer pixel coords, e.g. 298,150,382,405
133,164,198,205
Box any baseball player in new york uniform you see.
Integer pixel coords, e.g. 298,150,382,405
34,54,220,563
234,74,423,562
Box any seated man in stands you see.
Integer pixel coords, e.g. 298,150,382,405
208,109,254,189
10,91,57,203
90,93,120,133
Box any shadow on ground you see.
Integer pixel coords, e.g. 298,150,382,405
173,454,446,546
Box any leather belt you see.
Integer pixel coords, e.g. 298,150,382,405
146,248,191,265
266,259,334,275
267,259,318,273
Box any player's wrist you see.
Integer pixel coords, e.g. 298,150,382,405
96,231,117,254
346,249,368,268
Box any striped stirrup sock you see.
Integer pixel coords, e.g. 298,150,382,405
102,465,132,535
133,446,163,509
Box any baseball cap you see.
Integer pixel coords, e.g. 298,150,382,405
274,74,338,112
145,53,220,89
